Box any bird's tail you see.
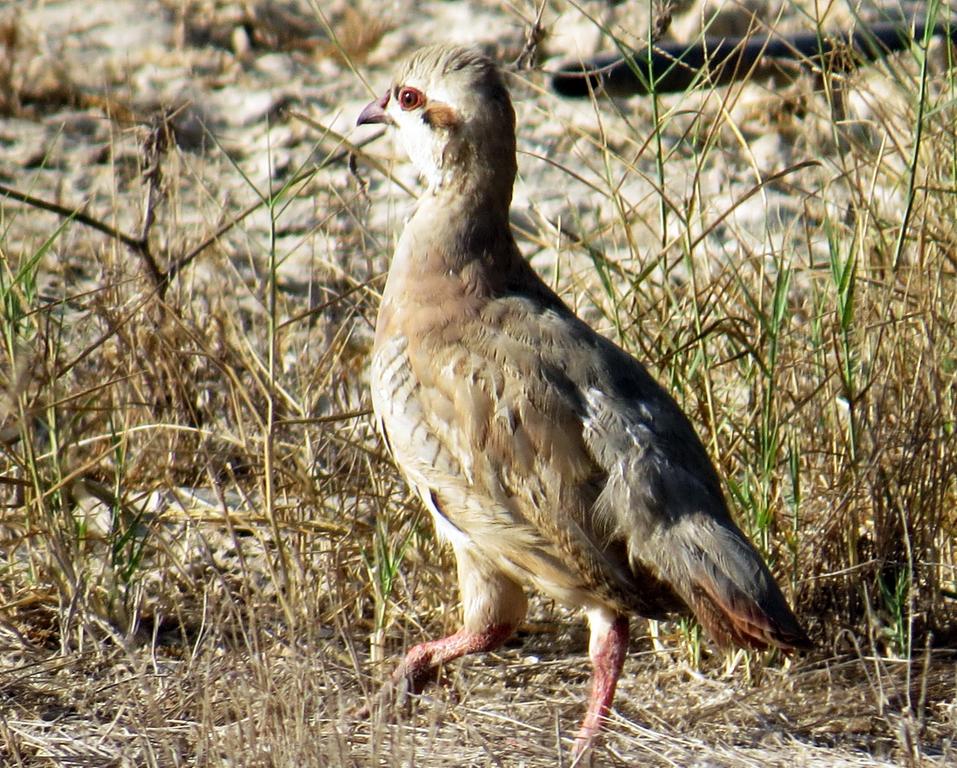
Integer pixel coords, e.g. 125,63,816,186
660,518,812,651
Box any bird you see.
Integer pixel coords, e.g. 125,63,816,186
356,43,811,756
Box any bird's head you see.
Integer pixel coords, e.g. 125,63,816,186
357,45,517,201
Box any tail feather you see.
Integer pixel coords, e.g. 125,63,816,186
664,519,812,652
688,578,812,651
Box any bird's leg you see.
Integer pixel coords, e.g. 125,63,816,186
573,609,629,757
392,623,516,694
364,546,526,714
354,624,516,720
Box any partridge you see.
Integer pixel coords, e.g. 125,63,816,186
357,44,810,754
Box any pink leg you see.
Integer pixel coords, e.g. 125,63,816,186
393,623,516,695
357,550,525,720
573,611,629,757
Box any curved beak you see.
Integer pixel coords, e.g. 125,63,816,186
357,91,393,126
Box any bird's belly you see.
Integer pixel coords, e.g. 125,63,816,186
420,475,607,612
382,459,600,609
371,336,609,612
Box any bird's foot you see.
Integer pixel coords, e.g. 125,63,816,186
350,663,440,722
352,625,515,721
570,730,597,766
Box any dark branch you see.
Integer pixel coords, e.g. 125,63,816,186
551,20,957,98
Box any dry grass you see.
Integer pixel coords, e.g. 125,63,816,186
1,1,956,765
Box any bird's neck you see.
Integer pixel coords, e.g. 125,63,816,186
428,179,515,267
428,128,517,206
376,175,518,334
431,159,515,209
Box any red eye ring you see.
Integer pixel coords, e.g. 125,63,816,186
397,86,424,111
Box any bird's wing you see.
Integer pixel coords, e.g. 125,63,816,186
545,310,812,650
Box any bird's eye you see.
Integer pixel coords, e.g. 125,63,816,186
397,87,424,111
